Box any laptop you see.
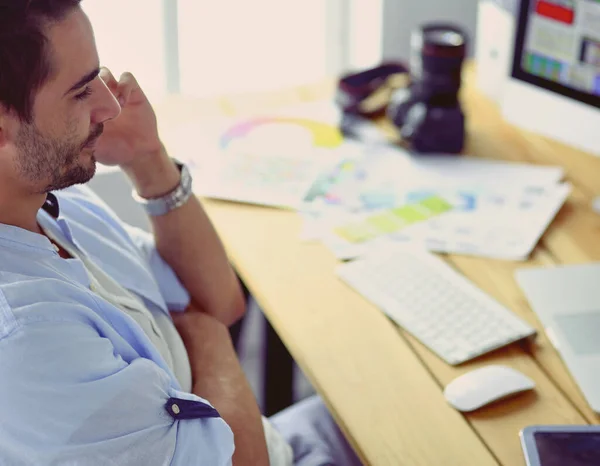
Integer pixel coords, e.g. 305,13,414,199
515,263,600,413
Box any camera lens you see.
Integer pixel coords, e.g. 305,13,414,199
425,29,465,47
409,23,468,105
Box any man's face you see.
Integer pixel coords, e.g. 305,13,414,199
11,8,120,194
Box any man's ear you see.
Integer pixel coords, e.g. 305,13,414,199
0,117,7,150
0,108,18,150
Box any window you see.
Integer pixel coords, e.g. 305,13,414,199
83,0,167,103
83,0,382,104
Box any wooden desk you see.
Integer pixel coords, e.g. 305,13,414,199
156,66,600,465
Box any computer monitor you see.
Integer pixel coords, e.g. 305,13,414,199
501,0,600,156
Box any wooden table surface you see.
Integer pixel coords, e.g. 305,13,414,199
156,65,600,465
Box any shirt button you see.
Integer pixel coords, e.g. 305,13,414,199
171,403,181,415
90,284,96,292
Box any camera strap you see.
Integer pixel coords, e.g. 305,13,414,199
336,62,409,117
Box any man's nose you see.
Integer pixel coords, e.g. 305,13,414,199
91,79,121,124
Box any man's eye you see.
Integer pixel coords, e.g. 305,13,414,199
74,87,93,101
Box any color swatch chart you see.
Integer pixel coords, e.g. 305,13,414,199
164,108,349,210
334,196,452,244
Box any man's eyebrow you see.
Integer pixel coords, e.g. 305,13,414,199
64,68,101,96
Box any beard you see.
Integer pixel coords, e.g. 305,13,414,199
14,122,104,194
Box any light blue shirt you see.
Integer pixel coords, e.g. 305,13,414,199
0,185,234,465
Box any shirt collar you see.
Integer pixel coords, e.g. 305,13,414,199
42,193,60,219
0,193,61,253
0,222,54,252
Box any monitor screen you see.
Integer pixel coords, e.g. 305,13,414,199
512,0,600,109
533,431,600,465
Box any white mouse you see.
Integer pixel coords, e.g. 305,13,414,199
593,197,600,214
443,365,536,412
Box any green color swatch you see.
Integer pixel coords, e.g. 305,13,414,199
334,195,452,244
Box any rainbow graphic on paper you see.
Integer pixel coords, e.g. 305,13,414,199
219,117,345,150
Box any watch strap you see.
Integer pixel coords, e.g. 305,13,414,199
132,159,193,216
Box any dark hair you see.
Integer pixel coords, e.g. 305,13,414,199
0,0,82,122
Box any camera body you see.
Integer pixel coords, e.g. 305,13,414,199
388,23,469,154
336,23,469,154
388,82,466,154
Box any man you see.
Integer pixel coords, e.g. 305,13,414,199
0,1,362,465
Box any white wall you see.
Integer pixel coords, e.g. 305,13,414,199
381,0,479,61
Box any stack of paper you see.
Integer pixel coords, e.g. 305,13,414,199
301,144,570,261
159,102,351,209
161,101,570,261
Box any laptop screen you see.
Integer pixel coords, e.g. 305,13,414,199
554,312,600,355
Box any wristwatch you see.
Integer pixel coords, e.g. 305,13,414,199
132,159,193,216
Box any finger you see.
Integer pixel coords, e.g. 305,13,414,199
116,72,139,107
99,67,118,93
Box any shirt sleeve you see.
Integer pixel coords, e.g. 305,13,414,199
123,224,191,312
0,318,234,466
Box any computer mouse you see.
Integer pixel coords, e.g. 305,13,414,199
592,197,600,214
443,365,536,412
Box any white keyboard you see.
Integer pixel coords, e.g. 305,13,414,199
336,247,537,365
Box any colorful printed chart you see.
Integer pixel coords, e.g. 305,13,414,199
303,158,362,204
220,117,345,150
160,102,350,209
301,145,568,260
333,196,452,244
184,113,347,208
403,183,572,261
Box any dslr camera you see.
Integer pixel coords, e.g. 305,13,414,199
337,23,469,154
